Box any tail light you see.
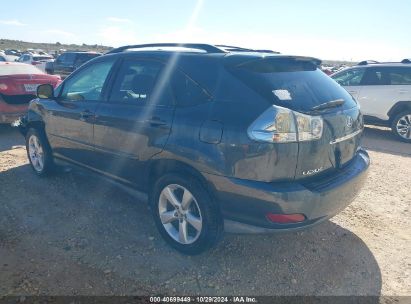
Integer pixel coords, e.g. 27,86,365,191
248,105,323,143
32,61,41,65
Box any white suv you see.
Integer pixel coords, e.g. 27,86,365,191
332,59,411,142
17,53,54,72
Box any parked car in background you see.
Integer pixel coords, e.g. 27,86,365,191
0,52,19,62
46,51,101,79
0,52,8,62
17,53,54,72
0,62,60,124
332,59,411,142
19,43,369,254
5,49,22,57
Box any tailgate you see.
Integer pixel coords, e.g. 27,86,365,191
295,106,363,179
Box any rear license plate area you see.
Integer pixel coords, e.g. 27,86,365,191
24,84,40,92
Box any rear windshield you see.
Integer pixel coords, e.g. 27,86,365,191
0,64,43,75
229,58,357,112
33,56,53,61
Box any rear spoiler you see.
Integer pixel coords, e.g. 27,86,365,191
225,55,322,68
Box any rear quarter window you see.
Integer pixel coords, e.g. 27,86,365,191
170,70,211,107
388,67,411,85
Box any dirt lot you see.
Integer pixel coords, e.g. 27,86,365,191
0,125,410,296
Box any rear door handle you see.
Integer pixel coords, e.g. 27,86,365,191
147,117,168,127
79,110,94,121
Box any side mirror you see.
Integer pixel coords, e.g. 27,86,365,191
37,84,54,99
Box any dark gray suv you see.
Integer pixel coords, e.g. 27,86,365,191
46,51,101,79
19,43,370,254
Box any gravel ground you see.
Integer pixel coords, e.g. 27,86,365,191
0,125,410,296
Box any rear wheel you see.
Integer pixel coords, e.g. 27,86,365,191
150,173,223,255
26,128,54,176
391,111,411,143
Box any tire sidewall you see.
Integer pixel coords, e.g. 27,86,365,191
150,173,222,255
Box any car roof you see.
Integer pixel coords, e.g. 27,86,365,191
354,61,411,68
103,43,321,66
104,49,321,67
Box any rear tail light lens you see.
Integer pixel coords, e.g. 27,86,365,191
248,105,323,143
295,112,323,141
32,61,41,65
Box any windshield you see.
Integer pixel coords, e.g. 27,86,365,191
229,58,357,112
0,64,44,75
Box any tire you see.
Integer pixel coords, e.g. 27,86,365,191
25,128,54,176
391,110,411,143
150,173,223,255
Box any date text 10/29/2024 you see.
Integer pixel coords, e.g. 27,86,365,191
150,296,257,303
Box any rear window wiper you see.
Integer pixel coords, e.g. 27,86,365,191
310,98,345,111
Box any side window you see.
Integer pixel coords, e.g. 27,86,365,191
171,70,211,106
60,59,115,102
360,68,388,85
388,67,411,85
64,53,76,65
56,54,65,63
332,68,365,86
109,59,171,106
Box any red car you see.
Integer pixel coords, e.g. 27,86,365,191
0,62,61,124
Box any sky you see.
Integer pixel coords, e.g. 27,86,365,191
0,0,410,61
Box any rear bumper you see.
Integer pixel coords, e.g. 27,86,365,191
0,98,28,124
205,149,370,232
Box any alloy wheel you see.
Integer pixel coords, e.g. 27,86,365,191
158,184,203,245
396,114,411,139
28,134,44,172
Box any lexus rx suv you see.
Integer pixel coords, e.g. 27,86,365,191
19,43,370,254
332,60,411,142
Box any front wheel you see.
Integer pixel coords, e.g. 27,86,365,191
150,173,223,255
26,128,54,176
391,111,411,143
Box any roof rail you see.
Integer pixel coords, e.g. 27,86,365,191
401,58,411,64
216,44,280,54
358,60,379,66
106,43,226,54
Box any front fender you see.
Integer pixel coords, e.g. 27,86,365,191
16,101,45,136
